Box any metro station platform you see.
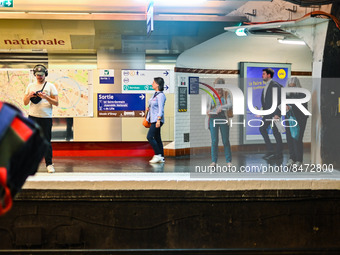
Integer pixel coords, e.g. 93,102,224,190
25,149,340,191
1,149,339,253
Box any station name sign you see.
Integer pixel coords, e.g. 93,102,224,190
0,35,71,49
3,38,65,45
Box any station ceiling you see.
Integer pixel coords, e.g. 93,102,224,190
2,0,266,16
0,1,271,55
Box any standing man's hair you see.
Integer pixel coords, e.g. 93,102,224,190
263,68,274,78
154,77,164,91
214,78,225,85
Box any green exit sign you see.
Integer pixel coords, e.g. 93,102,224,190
0,0,13,7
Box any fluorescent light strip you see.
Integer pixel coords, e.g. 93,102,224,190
278,39,306,45
27,12,91,15
0,11,26,14
137,0,207,5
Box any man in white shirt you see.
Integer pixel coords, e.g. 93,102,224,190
23,65,59,173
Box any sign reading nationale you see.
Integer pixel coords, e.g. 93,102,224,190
122,69,170,94
97,93,146,117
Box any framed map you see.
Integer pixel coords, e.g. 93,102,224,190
0,69,93,117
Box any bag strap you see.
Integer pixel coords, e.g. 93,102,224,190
152,91,163,99
40,81,47,91
287,108,296,119
0,103,17,142
0,167,13,215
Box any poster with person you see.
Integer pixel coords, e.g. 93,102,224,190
240,62,291,144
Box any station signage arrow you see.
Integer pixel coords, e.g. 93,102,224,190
97,93,146,118
122,69,171,94
0,0,13,7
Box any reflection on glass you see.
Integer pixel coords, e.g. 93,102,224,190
52,118,73,141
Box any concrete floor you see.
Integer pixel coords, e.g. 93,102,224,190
23,149,340,191
38,149,317,173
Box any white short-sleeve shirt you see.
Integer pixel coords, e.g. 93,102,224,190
25,81,58,118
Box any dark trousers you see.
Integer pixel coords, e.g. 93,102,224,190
29,116,53,166
147,122,164,156
286,117,307,162
66,118,73,141
259,117,283,155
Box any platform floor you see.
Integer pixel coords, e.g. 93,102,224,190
23,149,340,191
38,149,318,173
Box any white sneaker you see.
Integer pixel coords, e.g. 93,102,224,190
149,155,162,163
47,164,55,173
227,162,232,167
159,156,165,163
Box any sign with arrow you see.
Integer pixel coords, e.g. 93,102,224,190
0,0,13,7
97,93,146,117
122,69,170,94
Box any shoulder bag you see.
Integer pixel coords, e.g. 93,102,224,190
143,110,151,128
30,82,47,104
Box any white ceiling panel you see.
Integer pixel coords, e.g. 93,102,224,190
3,0,270,15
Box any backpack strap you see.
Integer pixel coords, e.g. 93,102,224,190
0,103,18,142
0,167,13,215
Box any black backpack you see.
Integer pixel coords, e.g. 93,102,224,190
0,102,48,215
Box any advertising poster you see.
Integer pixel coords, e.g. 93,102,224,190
240,63,291,144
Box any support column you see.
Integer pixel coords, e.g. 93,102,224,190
319,2,340,167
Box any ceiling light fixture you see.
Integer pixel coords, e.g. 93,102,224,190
27,12,91,15
235,28,248,37
139,0,207,5
0,11,26,14
278,38,306,45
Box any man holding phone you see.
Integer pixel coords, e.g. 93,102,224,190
23,65,59,173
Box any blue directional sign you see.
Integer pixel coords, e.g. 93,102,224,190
99,69,114,84
98,93,146,117
122,69,171,93
0,0,13,7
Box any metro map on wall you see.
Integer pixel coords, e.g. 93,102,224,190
0,69,93,117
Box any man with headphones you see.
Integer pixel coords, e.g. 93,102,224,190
23,64,59,173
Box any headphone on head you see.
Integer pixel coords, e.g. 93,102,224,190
33,64,48,77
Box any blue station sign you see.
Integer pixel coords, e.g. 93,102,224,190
97,93,146,117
